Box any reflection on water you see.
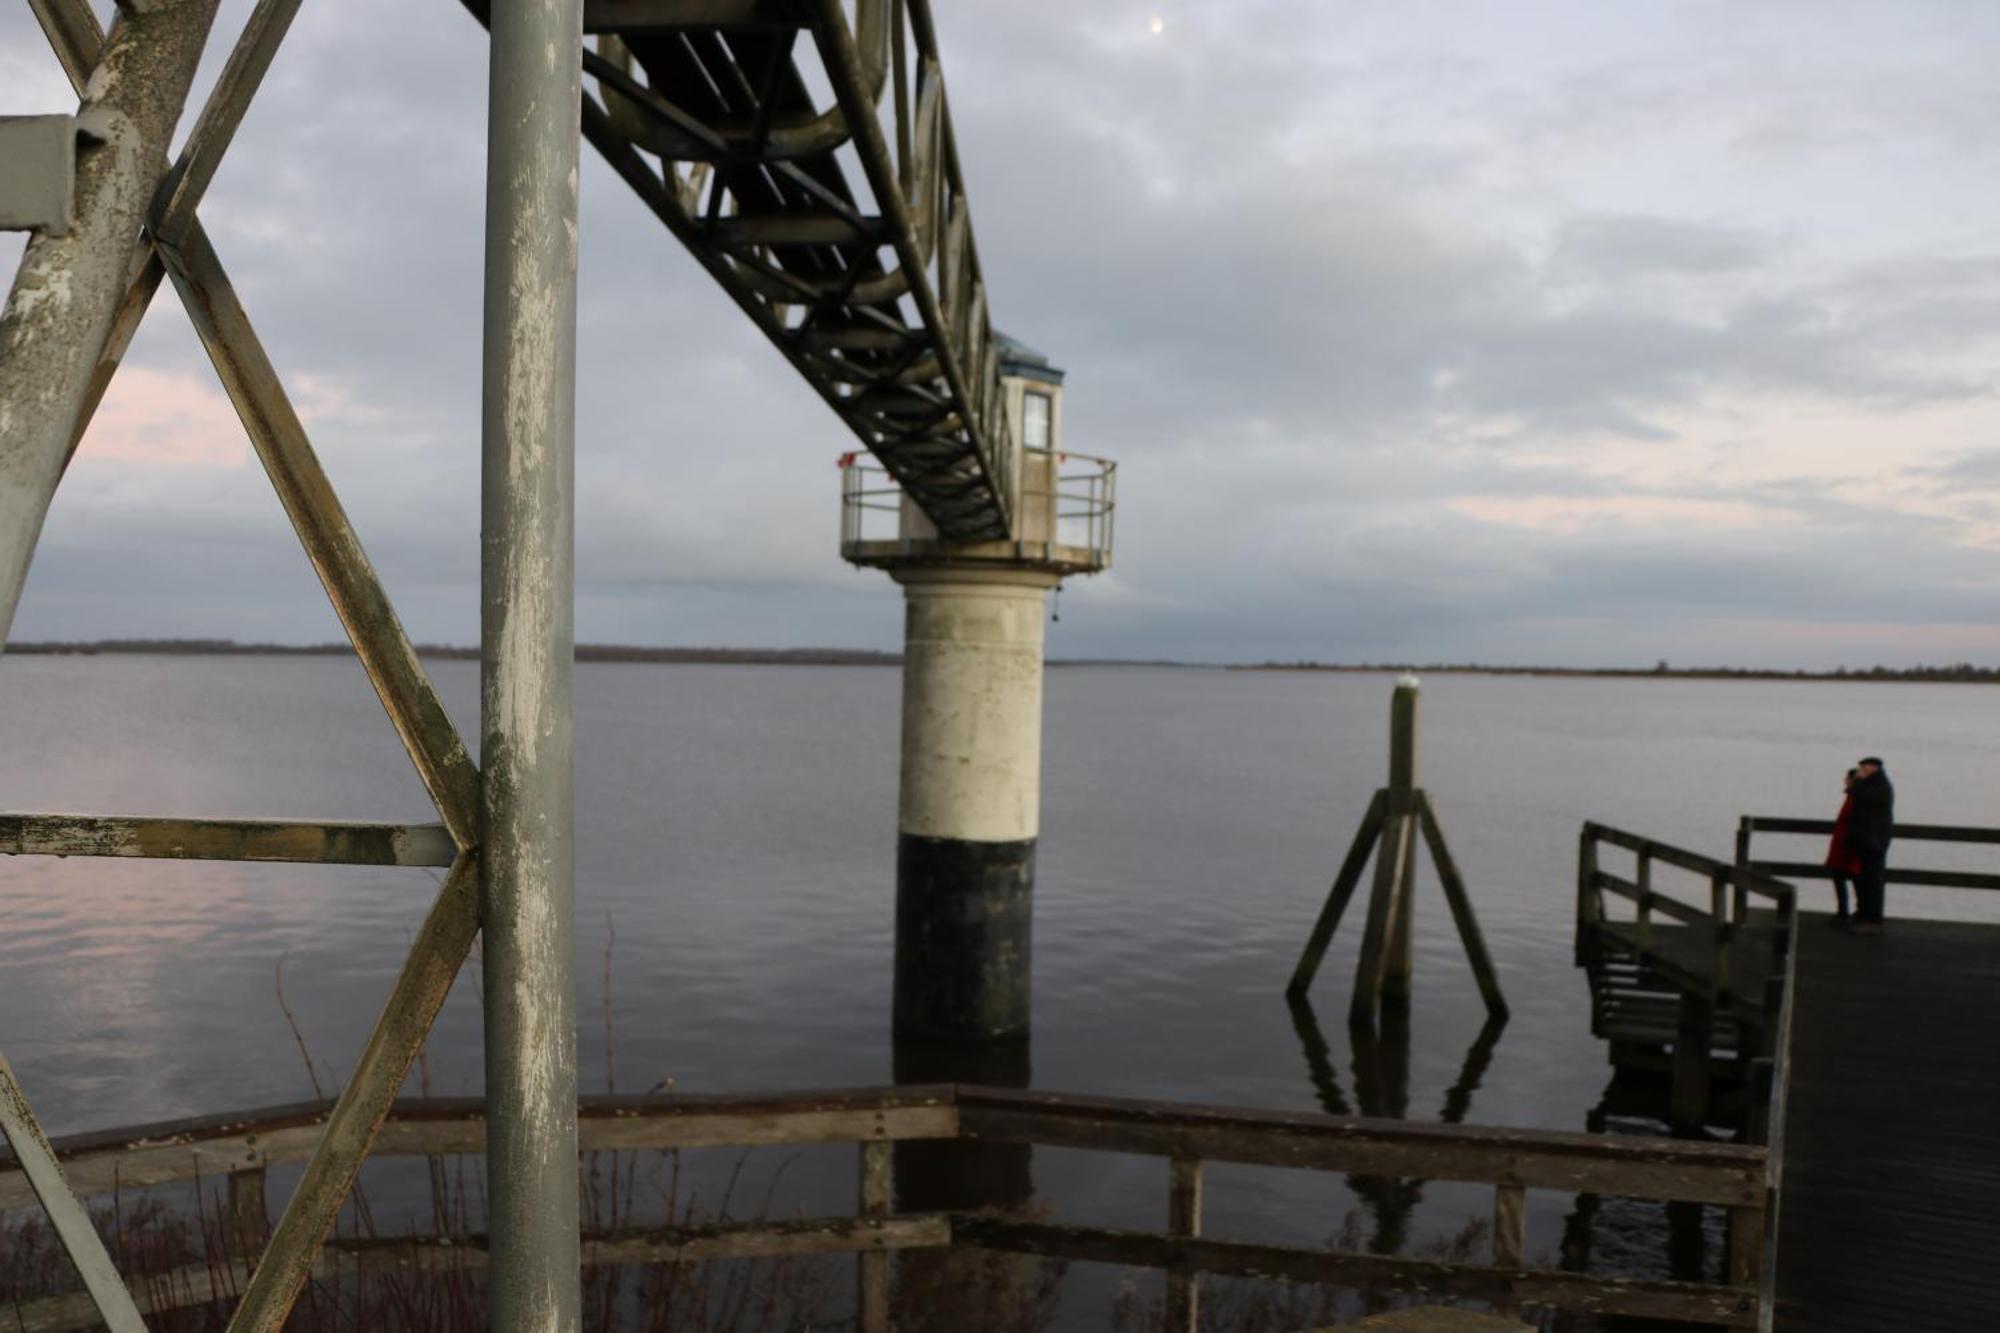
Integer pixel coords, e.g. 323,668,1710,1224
1288,996,1505,1267
892,1036,1033,1214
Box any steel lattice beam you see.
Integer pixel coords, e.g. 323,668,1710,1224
463,0,1018,540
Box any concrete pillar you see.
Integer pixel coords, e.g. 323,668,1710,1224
890,565,1058,1041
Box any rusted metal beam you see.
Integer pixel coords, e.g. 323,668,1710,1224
225,854,480,1333
150,0,308,248
0,813,455,866
0,1055,147,1333
0,0,219,646
28,3,173,476
582,0,798,32
154,225,480,848
26,0,481,849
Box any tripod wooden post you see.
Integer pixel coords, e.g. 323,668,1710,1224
1287,678,1509,1027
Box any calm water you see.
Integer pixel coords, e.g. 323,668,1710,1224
4,656,1997,1319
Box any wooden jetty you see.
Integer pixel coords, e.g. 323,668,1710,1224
1579,815,2000,1330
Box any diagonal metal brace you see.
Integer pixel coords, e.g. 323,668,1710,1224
0,1055,147,1333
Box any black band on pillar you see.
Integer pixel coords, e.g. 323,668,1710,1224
893,833,1035,1040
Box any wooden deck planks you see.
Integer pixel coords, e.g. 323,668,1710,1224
1773,915,2000,1331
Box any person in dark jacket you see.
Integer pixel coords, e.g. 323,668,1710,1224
1824,768,1863,923
1844,757,1894,934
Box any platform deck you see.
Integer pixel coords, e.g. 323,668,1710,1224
1772,914,2000,1331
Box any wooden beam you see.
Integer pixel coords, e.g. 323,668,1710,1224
1165,1157,1202,1331
1351,809,1415,1027
0,814,455,867
858,1140,891,1333
953,1087,1767,1207
952,1216,1758,1327
1287,788,1387,996
1419,791,1509,1020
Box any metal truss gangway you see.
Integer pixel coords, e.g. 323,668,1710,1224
497,0,1022,541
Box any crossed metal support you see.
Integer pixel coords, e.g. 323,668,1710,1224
0,0,580,1327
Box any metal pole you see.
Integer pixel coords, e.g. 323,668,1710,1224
480,0,582,1327
0,0,219,644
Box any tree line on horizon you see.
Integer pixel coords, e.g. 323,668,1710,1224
7,638,2000,681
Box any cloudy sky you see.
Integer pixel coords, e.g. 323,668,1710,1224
6,0,2000,666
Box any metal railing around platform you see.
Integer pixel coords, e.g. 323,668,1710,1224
839,447,1116,569
1,1083,1768,1331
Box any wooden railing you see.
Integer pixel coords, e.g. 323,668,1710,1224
1578,823,1797,1007
1,1084,1770,1330
1737,816,2000,892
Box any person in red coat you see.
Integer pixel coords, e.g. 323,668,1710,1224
1824,768,1863,923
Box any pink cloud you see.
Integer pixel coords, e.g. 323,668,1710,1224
78,367,251,469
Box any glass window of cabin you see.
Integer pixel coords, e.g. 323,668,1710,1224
1023,390,1052,451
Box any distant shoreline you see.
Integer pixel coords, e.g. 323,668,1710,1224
5,639,1996,682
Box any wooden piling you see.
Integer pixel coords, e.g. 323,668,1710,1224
1294,678,1507,1026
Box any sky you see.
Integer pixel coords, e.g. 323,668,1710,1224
5,0,2000,667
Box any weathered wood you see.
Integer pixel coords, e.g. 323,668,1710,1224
952,1216,1758,1327
1417,792,1508,1020
1594,871,1706,922
1351,809,1415,1027
952,1087,1766,1207
858,1140,892,1333
9,1217,954,1333
228,1166,271,1260
1575,823,1598,965
1287,788,1386,996
1383,812,1419,1007
1774,917,2000,1330
1586,823,1792,901
0,1087,963,1209
1491,1184,1525,1268
1744,817,2000,845
1165,1156,1202,1332
0,814,456,867
1749,860,2000,891
1727,1204,1760,1288
1379,683,1420,1006
1671,994,1714,1134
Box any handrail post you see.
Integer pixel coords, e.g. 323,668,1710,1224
1636,849,1654,950
1165,1156,1202,1332
1493,1182,1526,1317
1575,824,1599,965
858,1140,892,1333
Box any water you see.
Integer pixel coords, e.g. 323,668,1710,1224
4,656,1997,1320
